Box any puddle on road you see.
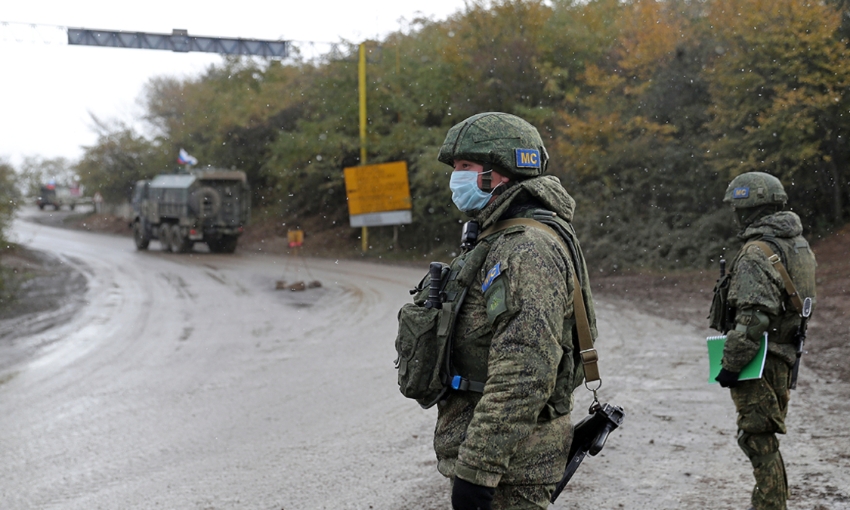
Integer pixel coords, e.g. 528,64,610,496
274,285,331,309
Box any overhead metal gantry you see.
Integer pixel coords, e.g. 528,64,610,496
67,28,289,58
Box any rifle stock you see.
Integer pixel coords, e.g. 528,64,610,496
550,403,625,503
790,297,812,390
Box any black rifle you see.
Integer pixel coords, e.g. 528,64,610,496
718,258,728,333
424,262,443,310
789,297,812,390
550,403,625,503
718,258,737,334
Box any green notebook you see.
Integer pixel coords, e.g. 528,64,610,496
707,332,768,384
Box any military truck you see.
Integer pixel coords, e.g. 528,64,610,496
37,184,87,210
131,168,251,253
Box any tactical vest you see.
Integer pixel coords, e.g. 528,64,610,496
709,234,816,345
394,233,492,408
395,210,596,416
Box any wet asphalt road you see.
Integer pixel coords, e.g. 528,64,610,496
2,209,447,509
2,207,848,509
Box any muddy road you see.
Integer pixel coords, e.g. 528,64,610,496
1,208,848,509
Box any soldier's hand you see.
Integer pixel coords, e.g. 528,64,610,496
451,477,495,510
716,368,740,388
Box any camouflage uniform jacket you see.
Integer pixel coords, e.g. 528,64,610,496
434,175,598,487
723,211,817,372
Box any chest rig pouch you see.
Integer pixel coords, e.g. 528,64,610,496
394,234,491,408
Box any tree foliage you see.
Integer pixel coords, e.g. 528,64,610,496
76,119,168,203
0,160,20,243
17,156,76,198
0,160,21,295
704,0,850,226
74,0,850,268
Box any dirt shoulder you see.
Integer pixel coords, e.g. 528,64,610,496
0,244,88,373
0,245,87,322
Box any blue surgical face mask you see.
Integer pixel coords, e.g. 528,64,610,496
450,170,500,213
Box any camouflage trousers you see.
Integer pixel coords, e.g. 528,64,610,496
730,354,791,510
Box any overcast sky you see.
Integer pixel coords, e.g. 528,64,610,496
0,0,469,168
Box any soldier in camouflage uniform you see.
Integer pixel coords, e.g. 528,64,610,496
711,172,817,510
434,113,597,510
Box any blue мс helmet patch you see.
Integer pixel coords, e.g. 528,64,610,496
732,187,750,199
515,149,541,168
481,262,502,292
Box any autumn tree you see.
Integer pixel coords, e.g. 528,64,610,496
16,156,76,198
704,0,850,228
75,120,167,203
72,0,850,264
825,0,850,41
556,0,730,269
0,159,19,244
0,159,21,297
140,58,324,209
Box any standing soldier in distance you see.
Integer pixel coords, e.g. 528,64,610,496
709,172,817,510
433,112,598,509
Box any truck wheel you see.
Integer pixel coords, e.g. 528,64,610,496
70,204,76,211
218,235,238,254
207,239,221,253
134,222,150,250
38,203,45,210
159,224,173,252
207,236,236,254
171,225,192,253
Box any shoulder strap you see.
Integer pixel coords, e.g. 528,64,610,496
479,218,600,383
748,240,804,314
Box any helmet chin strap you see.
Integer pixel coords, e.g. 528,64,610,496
479,162,511,196
480,163,493,192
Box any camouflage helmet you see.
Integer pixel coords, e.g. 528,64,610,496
723,171,788,209
437,112,549,179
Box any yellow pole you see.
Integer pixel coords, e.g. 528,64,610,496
359,43,367,165
358,42,368,253
396,45,401,123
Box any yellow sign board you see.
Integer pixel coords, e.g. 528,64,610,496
343,161,411,216
287,229,304,247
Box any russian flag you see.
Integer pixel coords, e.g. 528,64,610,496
178,148,198,166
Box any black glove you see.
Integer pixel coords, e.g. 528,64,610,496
716,368,740,388
451,477,495,510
